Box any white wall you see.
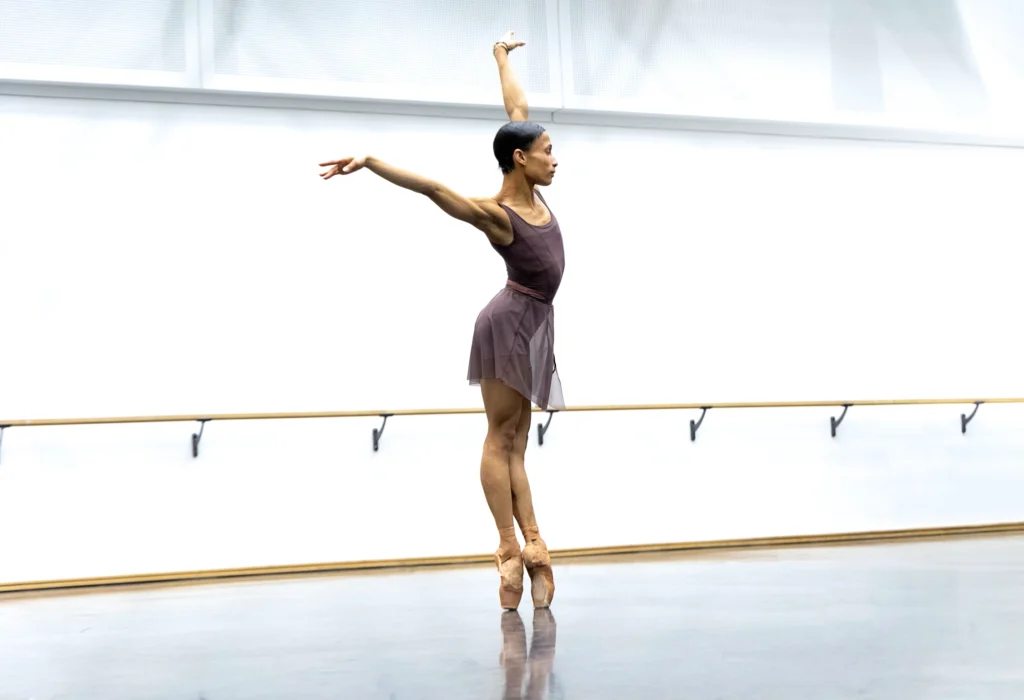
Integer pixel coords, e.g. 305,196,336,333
1,94,1023,585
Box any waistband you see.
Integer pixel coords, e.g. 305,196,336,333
505,280,550,305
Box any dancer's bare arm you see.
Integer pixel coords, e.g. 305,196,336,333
494,31,528,121
319,155,513,246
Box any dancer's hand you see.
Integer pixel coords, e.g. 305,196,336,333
494,30,525,55
319,156,366,180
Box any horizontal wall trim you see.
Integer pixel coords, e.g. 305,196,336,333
2,80,1023,149
3,521,1022,595
552,108,1024,149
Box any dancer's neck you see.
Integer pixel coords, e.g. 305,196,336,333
497,174,536,206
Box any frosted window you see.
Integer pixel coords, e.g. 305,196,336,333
0,0,186,72
212,0,552,94
566,0,998,124
568,0,831,111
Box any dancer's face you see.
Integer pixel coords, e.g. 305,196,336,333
519,132,557,186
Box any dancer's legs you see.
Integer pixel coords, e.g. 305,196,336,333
510,396,555,608
509,396,538,532
481,379,526,609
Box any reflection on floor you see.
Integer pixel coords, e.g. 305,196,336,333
500,609,557,700
2,533,1024,699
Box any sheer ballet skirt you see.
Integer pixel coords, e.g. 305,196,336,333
468,286,564,411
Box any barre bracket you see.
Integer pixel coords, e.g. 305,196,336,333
537,411,556,446
192,419,209,458
961,401,982,434
0,425,6,465
690,407,710,441
830,404,851,438
372,414,393,452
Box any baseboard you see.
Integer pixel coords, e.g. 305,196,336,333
3,521,1022,595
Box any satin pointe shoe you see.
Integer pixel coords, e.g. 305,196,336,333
521,527,555,609
495,537,524,611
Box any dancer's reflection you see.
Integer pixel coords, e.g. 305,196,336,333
500,609,557,699
500,612,528,699
526,610,556,698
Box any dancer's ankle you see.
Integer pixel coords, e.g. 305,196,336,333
498,526,520,549
521,524,542,544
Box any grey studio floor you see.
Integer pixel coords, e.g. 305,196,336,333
2,535,1024,700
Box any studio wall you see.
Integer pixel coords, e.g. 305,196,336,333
1,93,1023,584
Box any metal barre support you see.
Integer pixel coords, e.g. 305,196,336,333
192,419,209,458
0,425,6,465
372,414,393,452
537,411,555,446
690,407,710,441
830,404,851,438
961,401,982,434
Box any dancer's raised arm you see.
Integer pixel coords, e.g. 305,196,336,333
319,155,513,245
493,31,528,121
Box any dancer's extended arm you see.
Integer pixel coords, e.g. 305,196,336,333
494,31,528,121
318,155,513,245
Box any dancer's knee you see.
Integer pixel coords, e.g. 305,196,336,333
487,417,518,455
511,426,529,459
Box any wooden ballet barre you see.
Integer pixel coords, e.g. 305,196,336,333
556,398,1017,441
0,397,1020,461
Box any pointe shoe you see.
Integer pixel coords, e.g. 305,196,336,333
522,536,555,609
495,543,524,611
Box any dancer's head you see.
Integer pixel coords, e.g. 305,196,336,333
493,121,557,186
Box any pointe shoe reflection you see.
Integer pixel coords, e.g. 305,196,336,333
526,609,557,699
499,609,558,699
500,611,528,699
